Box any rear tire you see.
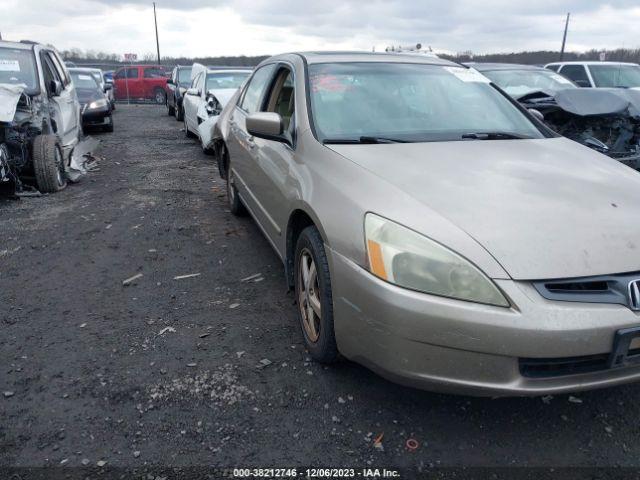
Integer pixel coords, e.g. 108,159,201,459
294,226,338,363
226,162,246,216
154,88,166,105
32,135,67,193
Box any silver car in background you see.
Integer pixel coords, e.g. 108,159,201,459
213,52,640,396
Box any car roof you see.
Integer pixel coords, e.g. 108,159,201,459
268,51,457,66
0,40,36,51
466,62,546,72
206,66,253,71
546,61,639,66
69,67,102,73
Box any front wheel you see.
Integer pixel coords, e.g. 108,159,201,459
32,135,67,193
175,103,184,121
294,226,338,363
167,99,175,116
103,115,114,133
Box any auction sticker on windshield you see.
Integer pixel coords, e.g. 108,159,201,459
443,66,490,83
0,60,21,72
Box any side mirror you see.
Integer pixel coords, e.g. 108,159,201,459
528,108,545,122
166,78,175,86
49,79,63,97
186,87,200,96
574,79,591,88
104,84,113,92
246,112,285,141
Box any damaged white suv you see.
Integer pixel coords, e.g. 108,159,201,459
0,40,82,195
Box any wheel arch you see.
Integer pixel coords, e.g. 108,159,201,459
285,205,329,288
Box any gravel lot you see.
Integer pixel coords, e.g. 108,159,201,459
1,104,639,478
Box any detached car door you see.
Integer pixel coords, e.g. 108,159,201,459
183,72,203,132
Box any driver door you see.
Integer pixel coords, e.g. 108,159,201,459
40,50,79,147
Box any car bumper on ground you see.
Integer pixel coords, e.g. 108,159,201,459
81,105,112,127
329,248,640,397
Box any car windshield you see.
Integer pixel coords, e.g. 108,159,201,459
481,68,577,98
0,47,39,93
589,64,640,88
308,63,545,143
70,71,99,90
205,71,250,91
90,71,103,87
178,67,193,86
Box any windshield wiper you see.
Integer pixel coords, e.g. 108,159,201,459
323,136,410,144
461,132,532,140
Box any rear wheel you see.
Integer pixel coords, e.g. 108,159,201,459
294,226,338,363
154,88,166,105
226,162,246,216
32,135,66,193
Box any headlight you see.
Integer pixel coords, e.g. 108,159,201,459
88,98,108,110
365,213,509,307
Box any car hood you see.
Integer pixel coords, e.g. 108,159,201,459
77,88,103,105
207,88,236,107
553,88,640,118
328,138,640,280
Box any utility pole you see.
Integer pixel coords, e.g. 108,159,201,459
153,2,161,65
559,12,570,61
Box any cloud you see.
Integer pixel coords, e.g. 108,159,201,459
1,1,639,58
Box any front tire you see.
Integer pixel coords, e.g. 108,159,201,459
32,135,67,193
103,115,114,133
184,116,196,138
167,99,175,116
294,226,338,363
175,102,184,121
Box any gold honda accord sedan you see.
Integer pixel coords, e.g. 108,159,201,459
211,51,640,396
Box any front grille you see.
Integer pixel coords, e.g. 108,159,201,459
520,349,640,378
532,271,640,310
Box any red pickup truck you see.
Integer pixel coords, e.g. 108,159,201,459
113,65,169,103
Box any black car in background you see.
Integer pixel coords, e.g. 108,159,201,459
166,65,192,121
69,68,114,132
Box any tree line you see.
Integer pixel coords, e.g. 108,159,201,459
61,48,640,67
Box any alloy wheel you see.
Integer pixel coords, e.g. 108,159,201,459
298,248,321,343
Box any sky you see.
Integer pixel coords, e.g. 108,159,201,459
1,0,639,58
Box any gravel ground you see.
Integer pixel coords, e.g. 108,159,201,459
1,105,639,478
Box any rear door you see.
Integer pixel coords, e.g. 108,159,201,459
143,66,166,100
41,50,78,146
226,63,278,228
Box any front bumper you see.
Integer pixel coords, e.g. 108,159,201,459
329,248,640,396
81,105,111,126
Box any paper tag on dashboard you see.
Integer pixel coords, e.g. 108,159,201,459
0,60,21,72
444,67,490,83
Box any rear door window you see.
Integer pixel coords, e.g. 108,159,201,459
559,65,590,86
